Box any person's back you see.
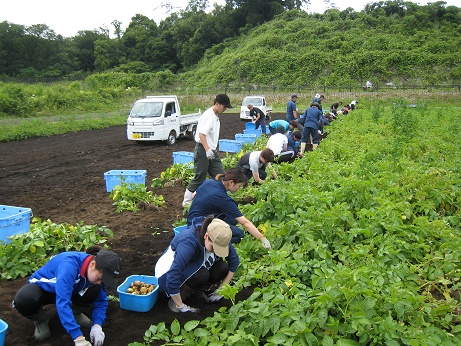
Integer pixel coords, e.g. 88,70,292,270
267,126,288,156
187,179,241,225
269,119,289,134
304,104,322,128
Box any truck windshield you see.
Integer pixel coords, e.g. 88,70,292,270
130,102,163,117
242,97,263,107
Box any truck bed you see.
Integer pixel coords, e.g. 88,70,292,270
179,112,201,125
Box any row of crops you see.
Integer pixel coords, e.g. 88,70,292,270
135,100,461,345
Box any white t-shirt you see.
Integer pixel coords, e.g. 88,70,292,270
195,106,220,150
267,133,288,155
248,151,263,173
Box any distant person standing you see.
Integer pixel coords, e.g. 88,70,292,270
300,102,323,154
247,104,266,135
182,94,233,207
286,94,299,122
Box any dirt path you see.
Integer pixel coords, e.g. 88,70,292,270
0,112,285,345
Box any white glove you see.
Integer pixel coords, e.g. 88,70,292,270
205,290,224,303
261,237,272,250
178,304,201,313
74,337,92,346
206,149,215,160
90,324,105,346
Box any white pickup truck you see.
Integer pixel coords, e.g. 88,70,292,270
127,95,201,145
239,95,272,120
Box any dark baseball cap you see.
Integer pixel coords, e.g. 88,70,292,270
94,250,121,288
215,94,233,108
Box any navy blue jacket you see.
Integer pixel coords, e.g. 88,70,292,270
302,106,323,130
157,217,240,296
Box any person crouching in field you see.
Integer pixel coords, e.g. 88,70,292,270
13,246,121,346
155,216,240,313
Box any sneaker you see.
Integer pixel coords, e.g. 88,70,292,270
182,189,193,207
74,313,92,328
168,299,180,313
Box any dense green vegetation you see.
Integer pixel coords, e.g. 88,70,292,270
1,1,460,87
133,101,461,345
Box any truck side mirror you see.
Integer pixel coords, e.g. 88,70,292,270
165,110,172,117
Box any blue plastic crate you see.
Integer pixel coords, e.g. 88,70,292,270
0,205,32,243
0,319,8,346
235,133,257,144
219,139,244,153
243,129,261,138
174,225,188,236
245,122,256,130
104,170,147,192
173,151,194,165
117,275,159,312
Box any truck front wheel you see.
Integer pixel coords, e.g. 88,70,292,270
166,131,177,146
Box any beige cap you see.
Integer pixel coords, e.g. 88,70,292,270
207,219,232,257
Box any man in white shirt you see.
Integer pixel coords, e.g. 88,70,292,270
236,148,276,184
182,94,233,206
266,125,294,163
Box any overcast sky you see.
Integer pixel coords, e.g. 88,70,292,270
1,0,459,38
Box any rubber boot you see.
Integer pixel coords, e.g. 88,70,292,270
180,284,193,301
300,142,306,155
72,306,92,328
73,312,92,328
312,144,319,150
30,308,51,341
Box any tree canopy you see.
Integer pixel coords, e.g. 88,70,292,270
0,1,460,86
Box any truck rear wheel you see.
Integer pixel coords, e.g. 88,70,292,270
166,131,177,146
188,125,196,140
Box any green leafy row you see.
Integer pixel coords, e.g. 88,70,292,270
135,100,461,345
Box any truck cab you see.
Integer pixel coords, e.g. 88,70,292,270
127,95,201,145
240,95,272,120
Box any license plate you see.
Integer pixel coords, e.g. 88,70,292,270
133,133,141,139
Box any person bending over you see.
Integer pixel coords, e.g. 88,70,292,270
186,168,271,248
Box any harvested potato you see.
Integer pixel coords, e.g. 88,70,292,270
126,281,157,295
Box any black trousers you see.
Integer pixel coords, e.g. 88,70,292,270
185,260,229,289
13,283,100,317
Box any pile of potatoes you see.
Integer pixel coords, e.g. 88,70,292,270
126,280,156,295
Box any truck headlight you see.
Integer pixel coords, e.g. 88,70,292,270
152,119,164,126
127,120,134,126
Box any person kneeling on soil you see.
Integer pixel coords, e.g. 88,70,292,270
155,216,240,313
13,246,121,346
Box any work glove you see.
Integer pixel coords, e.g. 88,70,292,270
205,290,224,303
90,324,105,346
178,304,201,313
206,149,215,160
261,237,272,250
74,337,92,346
